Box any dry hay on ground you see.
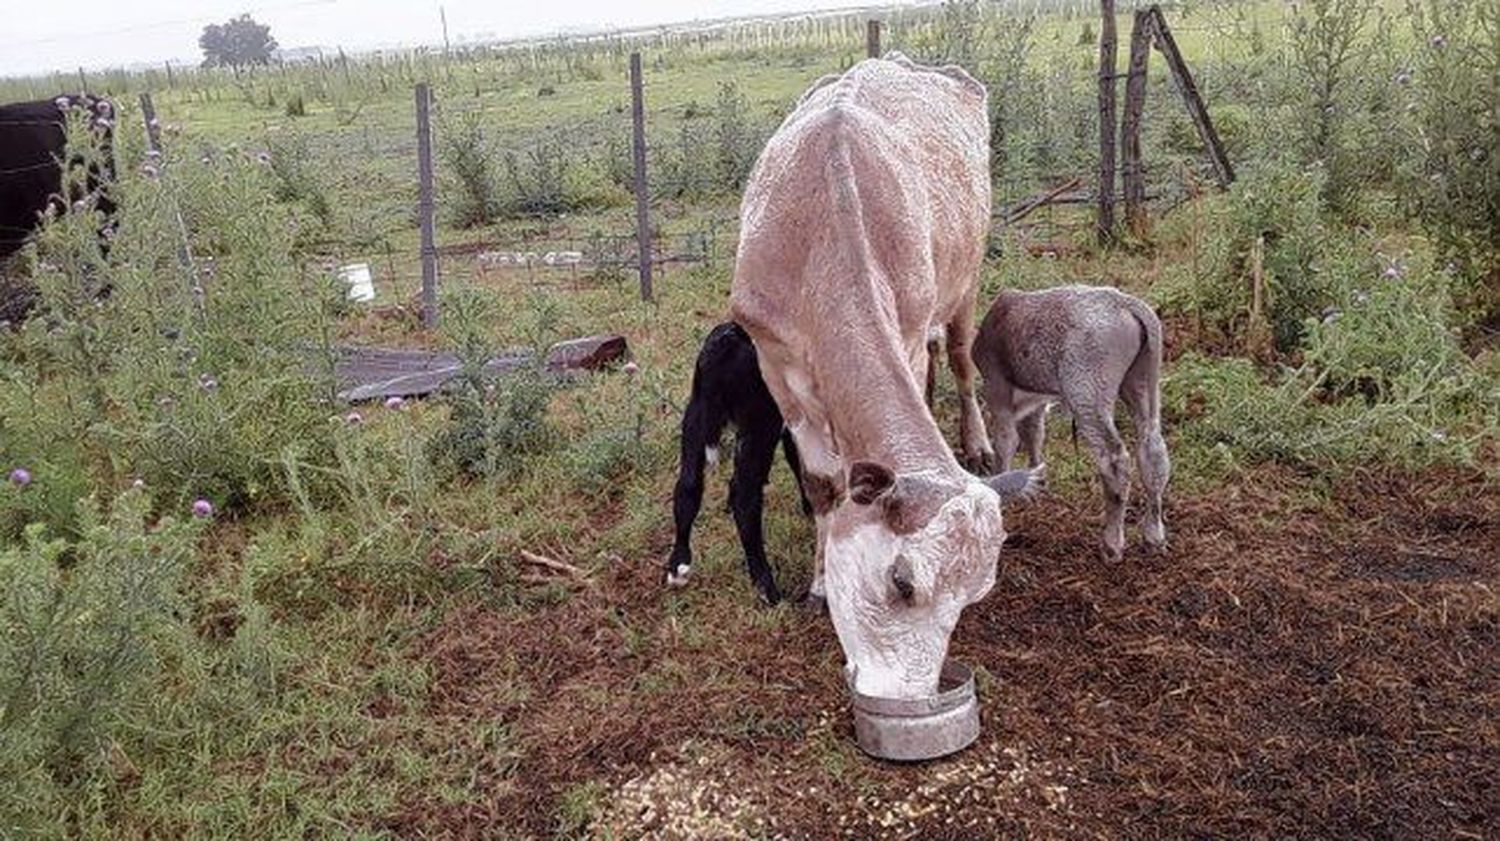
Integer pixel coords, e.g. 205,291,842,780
398,465,1499,838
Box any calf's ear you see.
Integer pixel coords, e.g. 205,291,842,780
848,461,896,505
986,464,1045,501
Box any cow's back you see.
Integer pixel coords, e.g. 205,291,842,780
733,56,990,350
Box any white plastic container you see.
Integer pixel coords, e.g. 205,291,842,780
337,263,375,302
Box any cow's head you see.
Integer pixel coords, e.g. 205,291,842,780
824,461,1039,700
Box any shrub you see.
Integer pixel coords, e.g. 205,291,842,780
1166,352,1489,470
439,110,500,227
1154,157,1334,352
284,93,306,117
6,125,340,521
0,492,201,834
713,81,760,190
427,287,559,479
1285,0,1382,211
262,130,333,229
1398,0,1500,318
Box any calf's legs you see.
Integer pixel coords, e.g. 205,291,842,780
729,424,784,604
1073,401,1131,562
1122,378,1170,549
667,396,727,586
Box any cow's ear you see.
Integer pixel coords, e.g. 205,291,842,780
848,461,896,505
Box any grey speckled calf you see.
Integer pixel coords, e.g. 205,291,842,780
972,285,1170,560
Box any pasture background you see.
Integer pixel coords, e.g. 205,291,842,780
1,0,1497,837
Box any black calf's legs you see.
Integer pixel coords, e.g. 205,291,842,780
666,398,725,586
730,424,783,604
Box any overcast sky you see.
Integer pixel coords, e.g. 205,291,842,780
3,0,881,77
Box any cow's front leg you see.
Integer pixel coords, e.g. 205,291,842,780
947,307,995,473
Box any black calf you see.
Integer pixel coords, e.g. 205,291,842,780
666,322,809,605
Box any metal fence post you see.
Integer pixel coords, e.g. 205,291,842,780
867,20,882,58
138,92,163,153
629,52,654,303
415,83,439,327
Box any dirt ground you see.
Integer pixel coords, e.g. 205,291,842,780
399,464,1499,839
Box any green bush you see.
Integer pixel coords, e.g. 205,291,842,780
261,130,333,229
0,492,201,836
1154,157,1334,352
428,287,559,479
439,110,500,228
4,125,340,522
1398,0,1500,317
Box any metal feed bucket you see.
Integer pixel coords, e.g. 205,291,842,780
850,659,980,761
338,263,375,302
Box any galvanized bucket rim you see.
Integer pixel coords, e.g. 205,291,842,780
849,658,974,718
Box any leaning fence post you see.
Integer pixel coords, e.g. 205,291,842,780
1150,7,1234,187
415,83,439,327
629,52,654,303
867,20,882,58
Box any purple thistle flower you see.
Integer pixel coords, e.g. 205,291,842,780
623,361,639,376
1431,35,1446,48
140,163,159,179
9,468,31,487
198,373,218,391
384,396,406,410
132,478,146,490
54,96,71,110
344,411,363,425
1382,265,1401,280
192,498,214,518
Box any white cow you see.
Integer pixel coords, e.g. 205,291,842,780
730,54,1037,700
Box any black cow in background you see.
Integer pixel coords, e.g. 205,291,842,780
1,95,117,319
666,322,811,606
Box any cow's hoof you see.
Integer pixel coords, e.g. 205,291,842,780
666,564,691,587
757,583,783,607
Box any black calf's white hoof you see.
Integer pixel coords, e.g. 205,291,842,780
666,564,691,587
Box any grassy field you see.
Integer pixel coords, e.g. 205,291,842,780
2,0,1498,837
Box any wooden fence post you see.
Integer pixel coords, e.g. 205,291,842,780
629,52,654,303
1150,7,1234,187
77,67,89,94
414,83,439,327
1096,0,1118,245
867,20,882,58
138,92,163,153
1120,9,1153,236
165,61,175,90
